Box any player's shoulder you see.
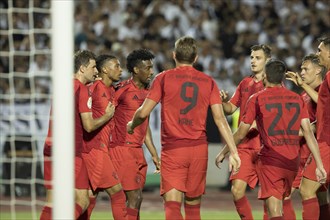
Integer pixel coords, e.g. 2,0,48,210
115,79,133,91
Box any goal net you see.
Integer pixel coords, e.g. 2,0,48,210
0,0,74,219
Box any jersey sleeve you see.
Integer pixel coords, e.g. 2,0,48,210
229,81,242,107
300,97,310,120
79,85,92,114
210,79,222,105
146,75,162,103
241,95,256,125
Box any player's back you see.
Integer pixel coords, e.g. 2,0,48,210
253,86,309,171
148,66,221,147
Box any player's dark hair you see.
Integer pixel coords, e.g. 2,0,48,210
126,49,155,74
174,36,197,64
74,50,96,73
96,54,117,73
317,36,330,48
265,59,287,84
302,53,327,78
251,44,272,58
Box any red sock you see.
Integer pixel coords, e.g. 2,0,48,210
270,217,284,220
184,203,201,220
40,206,52,220
319,203,330,220
78,197,97,220
283,199,296,220
164,201,183,220
127,207,139,220
234,196,253,220
75,203,83,219
303,198,319,220
264,202,269,220
110,190,128,220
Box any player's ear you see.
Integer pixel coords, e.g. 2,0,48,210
79,65,86,73
133,66,139,74
172,51,176,60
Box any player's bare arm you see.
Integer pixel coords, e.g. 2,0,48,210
286,71,319,103
301,118,327,184
144,125,160,173
127,98,157,134
211,103,240,172
80,102,115,132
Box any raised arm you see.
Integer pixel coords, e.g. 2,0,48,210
286,71,319,103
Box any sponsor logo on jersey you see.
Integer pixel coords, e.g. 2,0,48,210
87,97,92,109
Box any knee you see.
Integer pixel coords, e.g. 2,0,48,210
76,194,90,211
267,205,282,218
231,185,245,199
127,191,143,208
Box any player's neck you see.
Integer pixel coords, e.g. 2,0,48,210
132,77,146,89
102,76,113,87
308,78,322,89
253,71,264,82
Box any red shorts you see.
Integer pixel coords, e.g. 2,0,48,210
256,159,297,200
43,156,89,190
160,144,208,198
303,142,330,185
292,157,309,189
82,148,120,191
109,146,147,191
230,148,259,189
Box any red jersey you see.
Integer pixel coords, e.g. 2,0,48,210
316,71,330,145
43,79,91,156
230,76,264,149
299,86,320,159
83,80,115,153
242,86,309,171
147,66,221,148
111,79,149,148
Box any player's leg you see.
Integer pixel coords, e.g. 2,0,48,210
231,179,254,220
75,188,90,218
265,196,283,219
105,183,128,220
40,189,52,220
163,188,184,220
282,188,296,220
317,188,330,220
40,157,52,220
125,189,143,220
184,196,202,220
77,190,98,220
300,177,321,220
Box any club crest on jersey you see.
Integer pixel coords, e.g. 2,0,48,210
87,97,92,109
133,95,139,100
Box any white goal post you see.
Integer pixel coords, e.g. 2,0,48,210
51,1,74,219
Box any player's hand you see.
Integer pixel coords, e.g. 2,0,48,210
286,71,303,87
105,102,115,119
153,157,161,174
215,151,226,169
228,152,241,174
315,167,327,184
127,121,134,134
220,90,229,102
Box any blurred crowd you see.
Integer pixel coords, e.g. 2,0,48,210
1,0,330,103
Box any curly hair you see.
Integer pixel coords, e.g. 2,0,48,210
126,49,155,74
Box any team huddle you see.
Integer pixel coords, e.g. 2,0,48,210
40,36,329,220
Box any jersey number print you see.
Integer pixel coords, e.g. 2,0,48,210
266,103,300,136
180,82,199,114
